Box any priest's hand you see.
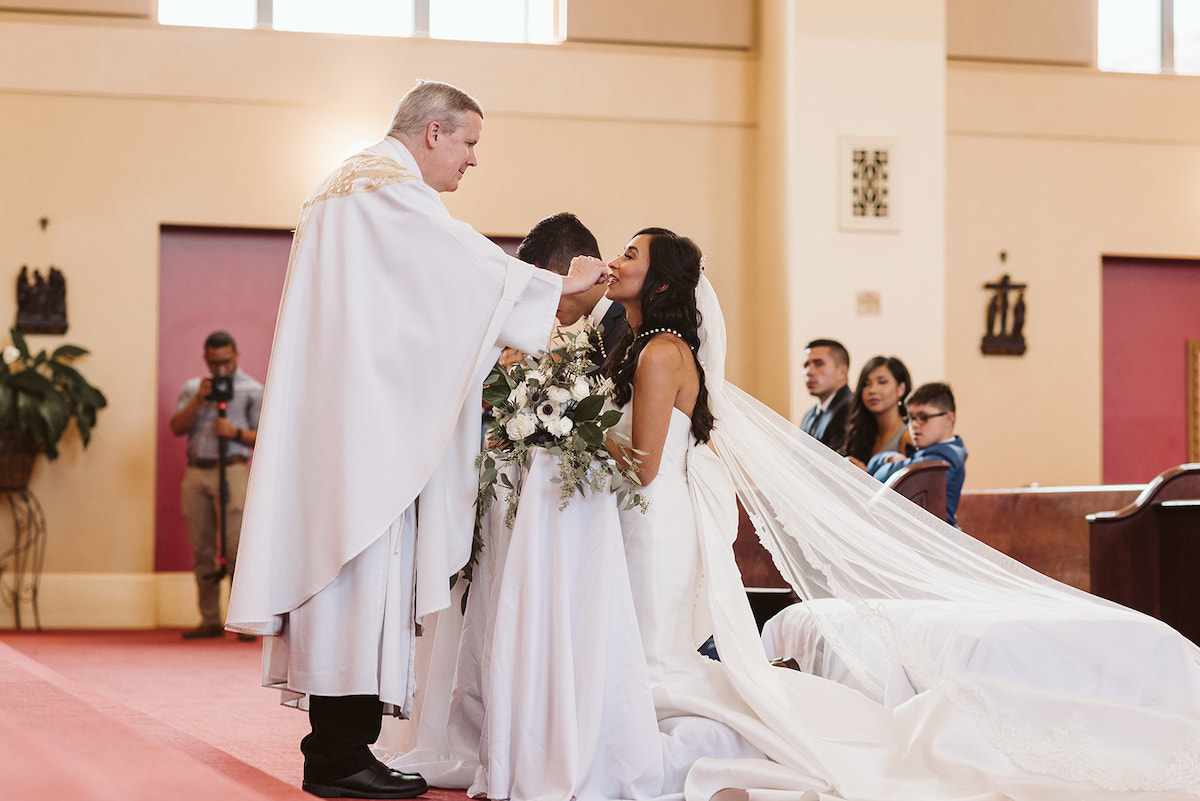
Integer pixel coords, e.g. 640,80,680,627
561,256,610,296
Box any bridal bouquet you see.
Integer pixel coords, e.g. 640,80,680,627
477,326,647,530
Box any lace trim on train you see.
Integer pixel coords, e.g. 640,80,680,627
937,676,1200,794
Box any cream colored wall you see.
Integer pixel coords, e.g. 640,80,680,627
0,0,148,15
0,13,755,626
946,0,1094,66
947,62,1200,488
781,1,947,419
566,0,754,49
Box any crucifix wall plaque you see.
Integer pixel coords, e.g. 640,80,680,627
981,268,1027,356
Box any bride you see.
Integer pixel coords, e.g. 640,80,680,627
388,228,1200,801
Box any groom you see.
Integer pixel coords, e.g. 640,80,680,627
516,211,628,367
226,80,608,798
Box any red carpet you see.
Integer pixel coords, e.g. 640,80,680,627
0,629,471,801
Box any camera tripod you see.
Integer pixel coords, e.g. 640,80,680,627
201,397,232,583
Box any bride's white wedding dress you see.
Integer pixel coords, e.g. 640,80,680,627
614,396,1200,801
610,403,1015,801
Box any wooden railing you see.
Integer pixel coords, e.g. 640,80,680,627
1088,464,1200,641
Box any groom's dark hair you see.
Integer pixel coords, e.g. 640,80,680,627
516,212,602,276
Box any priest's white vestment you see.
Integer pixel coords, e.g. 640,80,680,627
226,136,560,713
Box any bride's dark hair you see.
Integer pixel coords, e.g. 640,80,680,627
603,227,715,444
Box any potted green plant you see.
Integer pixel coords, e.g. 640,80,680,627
0,328,107,488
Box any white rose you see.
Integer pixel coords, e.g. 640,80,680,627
2,347,19,365
505,413,537,441
508,382,529,408
546,416,574,437
570,377,590,401
547,386,572,404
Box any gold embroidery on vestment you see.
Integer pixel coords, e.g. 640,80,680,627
308,155,418,205
286,155,419,274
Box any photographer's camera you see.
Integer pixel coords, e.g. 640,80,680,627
207,374,235,402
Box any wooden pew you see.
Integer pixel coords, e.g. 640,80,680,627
734,501,795,629
956,484,1143,592
733,463,949,628
1088,464,1200,640
883,460,949,522
734,462,951,592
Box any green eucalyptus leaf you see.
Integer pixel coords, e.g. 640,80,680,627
483,385,510,408
598,409,623,427
572,394,604,422
578,424,604,448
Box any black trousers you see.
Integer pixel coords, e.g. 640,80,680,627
301,694,384,782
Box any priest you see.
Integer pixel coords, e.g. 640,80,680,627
226,79,609,799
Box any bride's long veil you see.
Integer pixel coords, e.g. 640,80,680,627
692,275,1200,796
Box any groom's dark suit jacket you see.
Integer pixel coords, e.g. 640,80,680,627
595,301,628,370
800,384,851,452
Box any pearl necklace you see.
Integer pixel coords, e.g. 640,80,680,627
592,325,607,362
635,327,692,348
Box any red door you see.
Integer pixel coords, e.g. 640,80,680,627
1102,257,1200,484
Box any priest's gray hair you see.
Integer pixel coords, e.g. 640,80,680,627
388,80,484,139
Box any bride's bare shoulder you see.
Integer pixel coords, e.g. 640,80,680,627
637,333,690,372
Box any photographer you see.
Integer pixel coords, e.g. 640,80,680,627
170,330,263,640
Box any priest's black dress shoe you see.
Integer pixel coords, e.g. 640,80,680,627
302,762,428,799
181,623,225,639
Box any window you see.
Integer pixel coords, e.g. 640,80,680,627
273,0,415,37
158,0,257,29
158,0,559,44
1099,0,1200,75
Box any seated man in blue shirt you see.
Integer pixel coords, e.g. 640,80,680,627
866,382,968,526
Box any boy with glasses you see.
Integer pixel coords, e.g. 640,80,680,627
867,382,968,526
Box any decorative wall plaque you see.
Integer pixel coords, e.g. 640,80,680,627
16,265,68,335
839,137,899,233
981,263,1026,356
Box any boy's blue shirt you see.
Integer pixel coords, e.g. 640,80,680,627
867,435,968,526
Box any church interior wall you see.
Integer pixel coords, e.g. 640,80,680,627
0,11,754,626
946,61,1200,489
3,2,1199,625
781,1,947,430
